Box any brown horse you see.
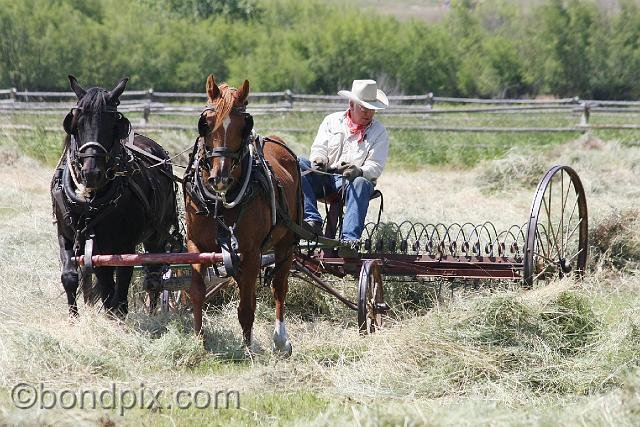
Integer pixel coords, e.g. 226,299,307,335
183,75,300,355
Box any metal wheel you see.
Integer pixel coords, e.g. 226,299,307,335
524,165,588,287
357,259,388,334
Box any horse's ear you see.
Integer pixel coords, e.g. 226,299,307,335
206,74,221,101
237,79,250,104
108,77,129,102
68,75,86,99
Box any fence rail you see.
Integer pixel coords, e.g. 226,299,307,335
1,88,639,134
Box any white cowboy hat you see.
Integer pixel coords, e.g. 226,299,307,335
338,79,389,110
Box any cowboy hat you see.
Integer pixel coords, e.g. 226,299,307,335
338,79,389,110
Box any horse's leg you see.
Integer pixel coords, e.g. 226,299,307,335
112,266,133,318
142,235,168,314
58,234,79,317
188,264,207,335
95,266,116,313
271,243,294,357
236,254,260,348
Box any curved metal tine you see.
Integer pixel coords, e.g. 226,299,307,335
398,220,416,253
459,222,477,255
423,224,435,255
427,224,444,256
479,222,497,256
442,223,460,256
506,224,526,256
452,222,472,254
495,230,507,256
481,221,500,241
362,222,378,253
446,222,465,256
363,222,377,239
411,222,428,253
469,223,486,255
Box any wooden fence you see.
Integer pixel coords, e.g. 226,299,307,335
2,88,640,134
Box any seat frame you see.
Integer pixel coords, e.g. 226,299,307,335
319,188,383,240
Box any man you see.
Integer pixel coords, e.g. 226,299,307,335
298,79,389,256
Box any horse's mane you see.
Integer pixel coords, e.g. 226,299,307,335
210,83,242,132
77,87,112,116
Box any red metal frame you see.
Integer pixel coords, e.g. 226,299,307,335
295,253,523,281
74,252,224,267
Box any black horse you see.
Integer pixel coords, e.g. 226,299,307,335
51,75,182,317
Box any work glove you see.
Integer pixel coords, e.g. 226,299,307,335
336,161,363,181
311,156,328,172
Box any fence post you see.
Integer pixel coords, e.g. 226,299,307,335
426,92,434,110
142,88,153,125
284,89,293,109
10,87,17,102
579,100,590,133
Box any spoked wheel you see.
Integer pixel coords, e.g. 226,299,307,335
357,259,388,334
524,165,588,287
144,288,189,314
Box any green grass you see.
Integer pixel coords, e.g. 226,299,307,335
5,107,640,169
5,108,640,425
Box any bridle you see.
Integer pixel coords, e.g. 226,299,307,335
185,102,256,212
64,102,131,184
198,105,253,187
198,103,254,178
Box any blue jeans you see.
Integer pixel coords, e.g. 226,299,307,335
298,157,374,240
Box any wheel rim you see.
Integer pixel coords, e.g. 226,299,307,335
358,260,385,334
524,166,588,287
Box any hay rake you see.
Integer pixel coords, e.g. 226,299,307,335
76,165,588,334
292,165,588,333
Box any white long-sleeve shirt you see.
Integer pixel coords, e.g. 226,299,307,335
309,111,389,183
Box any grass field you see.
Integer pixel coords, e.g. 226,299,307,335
2,108,640,425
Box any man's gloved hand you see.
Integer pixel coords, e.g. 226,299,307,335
336,161,363,181
311,156,328,172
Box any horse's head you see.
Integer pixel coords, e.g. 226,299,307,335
199,74,253,196
63,75,131,191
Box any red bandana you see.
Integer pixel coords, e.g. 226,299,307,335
345,110,367,143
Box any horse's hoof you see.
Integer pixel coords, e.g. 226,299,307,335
272,340,292,358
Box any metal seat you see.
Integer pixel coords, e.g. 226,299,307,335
318,188,383,240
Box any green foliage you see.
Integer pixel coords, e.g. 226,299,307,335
2,0,640,98
143,0,261,21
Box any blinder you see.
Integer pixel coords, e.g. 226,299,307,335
115,113,131,141
64,105,130,169
63,106,130,140
63,110,75,135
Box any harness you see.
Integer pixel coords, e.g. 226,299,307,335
53,103,181,263
184,106,304,275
